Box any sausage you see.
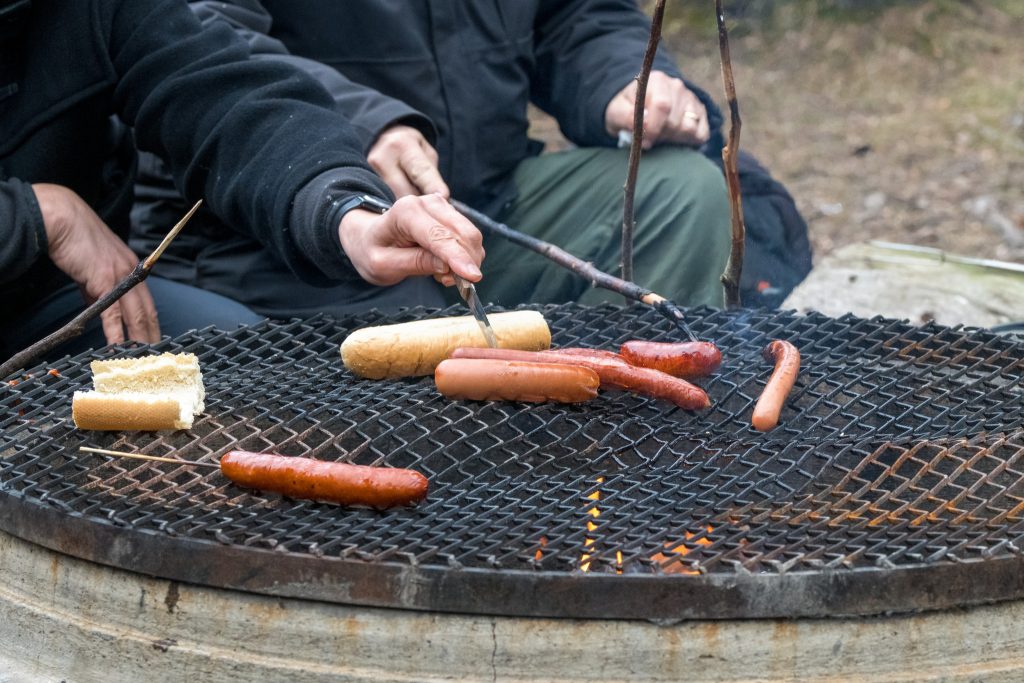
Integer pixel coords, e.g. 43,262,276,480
619,341,722,379
219,451,428,508
449,348,710,411
451,347,627,374
434,358,599,403
545,347,629,364
751,340,801,431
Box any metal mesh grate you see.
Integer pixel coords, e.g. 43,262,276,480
2,303,1024,619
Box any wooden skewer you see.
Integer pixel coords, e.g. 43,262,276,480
79,446,220,469
451,200,699,342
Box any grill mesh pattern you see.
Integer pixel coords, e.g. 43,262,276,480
2,304,1023,582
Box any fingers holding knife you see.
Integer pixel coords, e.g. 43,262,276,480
338,193,485,288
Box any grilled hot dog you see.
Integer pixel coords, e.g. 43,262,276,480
751,340,801,432
544,347,629,364
220,450,428,508
619,341,722,379
449,348,710,411
434,358,599,403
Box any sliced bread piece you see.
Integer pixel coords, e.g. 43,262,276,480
72,352,205,431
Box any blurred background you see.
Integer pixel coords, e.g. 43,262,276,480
533,0,1024,323
674,0,1023,261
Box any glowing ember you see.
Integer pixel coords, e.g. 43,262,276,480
534,536,548,561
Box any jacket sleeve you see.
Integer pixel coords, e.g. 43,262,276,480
0,178,47,285
103,0,393,284
530,0,722,150
186,0,435,152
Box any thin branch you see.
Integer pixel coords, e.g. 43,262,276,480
452,200,696,341
715,0,747,309
622,0,668,291
0,200,202,378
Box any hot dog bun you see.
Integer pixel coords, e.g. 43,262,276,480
72,352,205,431
72,392,195,431
341,310,551,379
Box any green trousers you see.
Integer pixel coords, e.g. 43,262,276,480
475,146,731,308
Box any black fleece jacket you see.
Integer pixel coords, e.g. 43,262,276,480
140,0,723,220
0,0,390,321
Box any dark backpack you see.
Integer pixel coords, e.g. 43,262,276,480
709,150,813,308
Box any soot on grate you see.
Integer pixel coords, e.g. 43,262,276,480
1,303,1023,619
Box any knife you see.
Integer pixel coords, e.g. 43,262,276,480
453,274,498,348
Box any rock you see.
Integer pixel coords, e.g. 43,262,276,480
782,242,1024,328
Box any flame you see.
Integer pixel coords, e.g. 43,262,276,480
652,525,714,575
580,477,604,572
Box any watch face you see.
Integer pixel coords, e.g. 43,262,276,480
360,195,392,213
338,194,391,221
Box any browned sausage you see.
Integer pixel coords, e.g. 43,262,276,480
219,451,428,508
619,341,722,379
449,348,710,411
751,340,801,432
435,358,599,403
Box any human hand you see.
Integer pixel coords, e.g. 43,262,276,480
604,71,710,149
338,193,484,288
32,183,160,345
367,125,449,199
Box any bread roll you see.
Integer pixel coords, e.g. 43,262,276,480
72,352,205,431
340,310,551,379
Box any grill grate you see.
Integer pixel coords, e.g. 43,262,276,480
2,303,1024,619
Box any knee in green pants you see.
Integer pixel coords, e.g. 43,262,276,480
476,146,731,309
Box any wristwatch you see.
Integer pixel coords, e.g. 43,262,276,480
336,193,392,219
334,194,392,274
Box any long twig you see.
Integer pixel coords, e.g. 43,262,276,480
0,200,202,379
621,0,668,291
715,0,747,309
452,200,697,341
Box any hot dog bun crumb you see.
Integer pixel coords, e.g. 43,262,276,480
341,310,551,379
72,352,205,431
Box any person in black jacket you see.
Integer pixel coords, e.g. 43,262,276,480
132,0,731,316
1,0,483,360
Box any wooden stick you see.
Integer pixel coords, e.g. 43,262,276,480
715,0,747,309
0,200,202,379
80,446,220,469
621,0,668,291
451,200,697,341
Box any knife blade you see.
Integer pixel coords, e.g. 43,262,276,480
453,274,498,348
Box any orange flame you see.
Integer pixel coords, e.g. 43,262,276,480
580,477,604,572
652,525,714,575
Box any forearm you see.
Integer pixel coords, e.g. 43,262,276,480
288,169,393,283
105,0,392,284
0,178,48,285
